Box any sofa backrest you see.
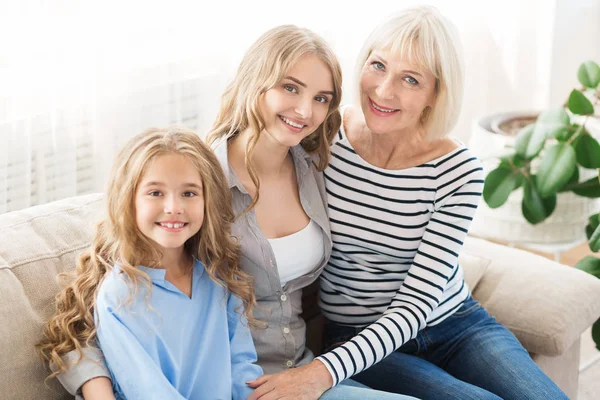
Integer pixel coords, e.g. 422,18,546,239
0,193,491,399
0,194,104,400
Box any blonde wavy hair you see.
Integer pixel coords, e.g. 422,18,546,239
356,5,464,140
207,24,342,213
38,127,258,378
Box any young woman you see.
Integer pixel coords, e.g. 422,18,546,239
39,128,262,399
44,26,416,400
247,7,569,400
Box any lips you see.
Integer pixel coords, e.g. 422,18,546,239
279,115,306,131
369,98,400,115
155,221,188,231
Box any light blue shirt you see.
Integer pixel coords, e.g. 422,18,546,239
95,260,262,399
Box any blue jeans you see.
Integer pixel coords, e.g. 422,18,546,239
323,297,568,400
320,378,418,399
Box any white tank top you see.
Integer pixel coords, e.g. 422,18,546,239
267,220,325,286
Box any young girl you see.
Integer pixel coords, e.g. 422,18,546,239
39,128,263,399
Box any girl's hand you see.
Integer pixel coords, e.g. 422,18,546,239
81,377,116,400
246,360,333,400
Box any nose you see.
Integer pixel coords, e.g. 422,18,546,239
294,95,313,120
163,194,184,215
375,75,396,100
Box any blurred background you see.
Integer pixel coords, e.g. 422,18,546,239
1,0,599,213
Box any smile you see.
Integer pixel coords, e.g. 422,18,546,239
279,115,305,129
156,222,187,229
369,99,400,113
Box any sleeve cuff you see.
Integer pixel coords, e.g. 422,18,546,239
56,347,111,395
315,355,339,387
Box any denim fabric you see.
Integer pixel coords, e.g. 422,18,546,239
320,379,418,400
323,297,568,400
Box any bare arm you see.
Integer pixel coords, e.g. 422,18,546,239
81,377,115,400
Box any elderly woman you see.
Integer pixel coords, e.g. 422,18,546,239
248,6,569,400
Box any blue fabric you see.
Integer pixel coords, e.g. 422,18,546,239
323,297,568,400
321,379,418,400
95,260,262,400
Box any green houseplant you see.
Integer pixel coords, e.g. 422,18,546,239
574,178,600,350
482,60,600,349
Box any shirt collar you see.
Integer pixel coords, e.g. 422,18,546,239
137,258,204,289
212,136,315,191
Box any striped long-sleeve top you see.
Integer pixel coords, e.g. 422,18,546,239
316,127,484,386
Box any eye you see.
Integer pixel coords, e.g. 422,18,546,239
148,191,162,197
183,191,197,197
371,61,385,71
315,95,329,104
404,76,419,85
283,84,298,93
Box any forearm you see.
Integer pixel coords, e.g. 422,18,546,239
81,377,115,400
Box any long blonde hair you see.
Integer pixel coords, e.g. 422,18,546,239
38,127,257,378
207,24,342,213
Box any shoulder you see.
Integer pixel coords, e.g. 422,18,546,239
433,140,483,177
95,266,134,311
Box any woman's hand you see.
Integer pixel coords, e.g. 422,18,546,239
246,360,333,400
81,377,116,400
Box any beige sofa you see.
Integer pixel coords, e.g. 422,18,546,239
1,193,600,400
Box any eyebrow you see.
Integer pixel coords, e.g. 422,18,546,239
284,76,335,96
142,181,203,190
370,54,424,78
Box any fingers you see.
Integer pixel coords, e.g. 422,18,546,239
246,380,275,400
247,374,271,388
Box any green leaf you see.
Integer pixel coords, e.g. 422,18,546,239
578,60,600,89
532,109,570,150
514,124,536,159
568,89,595,115
574,133,600,168
575,256,600,278
593,319,600,351
572,176,600,198
536,143,577,197
522,177,557,224
483,166,521,208
587,213,600,240
590,225,600,252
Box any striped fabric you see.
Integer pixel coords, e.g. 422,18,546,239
316,128,484,386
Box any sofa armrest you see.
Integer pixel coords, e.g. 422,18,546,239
462,236,600,356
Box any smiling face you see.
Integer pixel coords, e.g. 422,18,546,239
360,48,437,137
134,153,205,261
259,53,335,148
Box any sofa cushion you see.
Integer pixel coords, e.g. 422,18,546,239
0,194,104,400
459,252,491,292
463,236,600,357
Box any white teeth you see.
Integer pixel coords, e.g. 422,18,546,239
371,101,398,113
160,222,185,229
280,116,304,129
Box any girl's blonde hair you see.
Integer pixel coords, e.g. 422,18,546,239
207,24,342,212
38,127,257,378
356,5,464,139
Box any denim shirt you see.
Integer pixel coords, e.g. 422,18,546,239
213,138,332,374
57,139,332,397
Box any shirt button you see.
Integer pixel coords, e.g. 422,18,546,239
283,327,290,334
280,294,287,301
286,360,293,367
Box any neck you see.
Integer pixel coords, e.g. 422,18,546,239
158,246,191,275
354,113,430,163
230,128,291,179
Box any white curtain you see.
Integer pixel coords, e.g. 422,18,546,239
1,0,599,213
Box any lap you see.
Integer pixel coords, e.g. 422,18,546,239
319,379,418,400
323,298,568,400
